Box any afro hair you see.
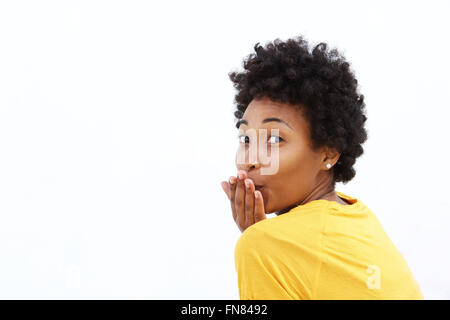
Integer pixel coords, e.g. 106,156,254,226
228,35,368,187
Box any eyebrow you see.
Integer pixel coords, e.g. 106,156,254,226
236,117,293,130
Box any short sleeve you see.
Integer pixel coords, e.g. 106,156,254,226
234,225,314,300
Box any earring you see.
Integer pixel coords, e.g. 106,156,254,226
326,163,332,169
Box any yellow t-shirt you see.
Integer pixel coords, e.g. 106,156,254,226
234,191,424,300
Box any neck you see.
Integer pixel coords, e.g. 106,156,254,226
275,174,343,216
274,189,342,216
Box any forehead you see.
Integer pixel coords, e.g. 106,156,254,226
243,97,309,133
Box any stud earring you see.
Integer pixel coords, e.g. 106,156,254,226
326,163,332,169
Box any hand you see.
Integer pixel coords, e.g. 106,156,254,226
220,170,266,233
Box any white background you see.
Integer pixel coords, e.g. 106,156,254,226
0,0,449,299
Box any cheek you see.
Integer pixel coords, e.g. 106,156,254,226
270,148,316,192
276,147,304,174
235,144,246,167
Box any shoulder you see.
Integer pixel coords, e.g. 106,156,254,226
234,223,268,257
233,215,324,300
234,211,325,260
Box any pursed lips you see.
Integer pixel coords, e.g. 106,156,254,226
245,174,265,190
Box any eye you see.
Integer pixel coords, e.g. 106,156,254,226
238,135,284,144
238,135,249,144
268,135,284,144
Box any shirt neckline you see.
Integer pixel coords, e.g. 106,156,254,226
285,191,363,214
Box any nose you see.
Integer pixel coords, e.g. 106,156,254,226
235,129,264,172
246,160,261,171
236,157,261,173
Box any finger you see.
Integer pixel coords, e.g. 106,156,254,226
220,181,230,199
235,171,247,228
244,179,255,227
254,190,266,223
228,176,237,221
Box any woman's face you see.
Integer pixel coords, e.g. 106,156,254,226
235,97,337,214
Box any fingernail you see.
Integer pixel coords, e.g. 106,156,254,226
229,177,235,184
244,179,250,188
254,191,259,198
238,172,244,180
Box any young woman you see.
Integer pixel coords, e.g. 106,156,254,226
220,36,423,300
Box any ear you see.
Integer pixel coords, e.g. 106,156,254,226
321,146,341,169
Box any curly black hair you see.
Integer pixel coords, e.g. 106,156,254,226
228,35,368,187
